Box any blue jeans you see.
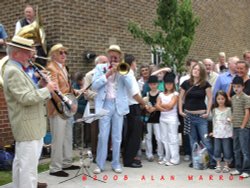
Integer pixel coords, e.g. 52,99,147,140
96,99,123,170
214,138,233,163
233,128,250,173
188,114,215,165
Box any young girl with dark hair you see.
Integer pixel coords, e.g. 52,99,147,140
212,90,233,173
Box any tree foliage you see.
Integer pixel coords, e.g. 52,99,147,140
128,0,199,73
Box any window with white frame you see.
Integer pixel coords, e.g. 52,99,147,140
151,46,164,65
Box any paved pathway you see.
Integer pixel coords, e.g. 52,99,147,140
1,155,249,188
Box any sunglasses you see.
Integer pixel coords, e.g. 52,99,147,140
59,51,68,55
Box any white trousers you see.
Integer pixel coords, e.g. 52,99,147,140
145,123,164,159
13,138,43,188
49,115,73,173
159,120,180,164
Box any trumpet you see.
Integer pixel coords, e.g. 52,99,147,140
117,61,130,75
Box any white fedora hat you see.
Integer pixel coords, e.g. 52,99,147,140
106,44,122,54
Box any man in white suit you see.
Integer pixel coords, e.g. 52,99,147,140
92,45,145,174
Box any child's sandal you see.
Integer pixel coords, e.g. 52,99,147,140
222,166,230,173
215,166,221,173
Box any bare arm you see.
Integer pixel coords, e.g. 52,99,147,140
0,39,5,45
155,95,166,112
201,87,212,119
178,88,186,117
227,84,232,101
161,95,178,110
133,94,146,109
151,67,171,76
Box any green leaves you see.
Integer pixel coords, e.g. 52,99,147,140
128,0,199,73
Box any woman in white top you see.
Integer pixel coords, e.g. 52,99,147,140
156,72,180,165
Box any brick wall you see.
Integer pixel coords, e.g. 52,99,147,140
0,88,13,147
0,0,250,146
190,0,250,61
0,0,157,75
0,51,12,147
0,0,157,146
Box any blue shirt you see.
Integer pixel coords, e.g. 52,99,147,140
23,66,39,85
212,71,234,101
0,24,8,39
11,60,39,87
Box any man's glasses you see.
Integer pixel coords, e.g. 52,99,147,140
59,51,68,55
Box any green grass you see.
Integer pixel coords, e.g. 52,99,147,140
0,170,12,186
0,162,50,186
38,162,50,173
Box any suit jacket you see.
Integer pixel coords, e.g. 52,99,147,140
92,63,133,116
3,60,51,142
46,61,73,117
84,69,97,110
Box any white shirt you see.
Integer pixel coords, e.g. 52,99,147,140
179,74,190,86
137,77,146,92
106,74,116,99
159,91,179,122
14,19,32,35
127,70,141,105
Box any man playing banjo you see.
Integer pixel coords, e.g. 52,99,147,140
46,43,82,177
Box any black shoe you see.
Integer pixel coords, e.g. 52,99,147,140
228,163,235,168
62,165,80,170
208,164,216,169
49,171,69,177
124,162,143,168
133,159,142,165
107,152,112,161
189,162,193,168
37,182,47,188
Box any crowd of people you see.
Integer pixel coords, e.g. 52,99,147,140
1,4,250,188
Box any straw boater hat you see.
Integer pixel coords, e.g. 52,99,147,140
48,43,68,57
6,36,35,51
106,44,122,54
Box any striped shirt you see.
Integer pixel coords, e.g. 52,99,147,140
231,93,250,128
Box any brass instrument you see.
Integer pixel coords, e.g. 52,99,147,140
17,7,47,54
0,7,47,88
0,7,78,119
117,61,130,75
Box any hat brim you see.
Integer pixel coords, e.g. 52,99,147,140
106,48,122,54
6,42,35,52
49,46,68,56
